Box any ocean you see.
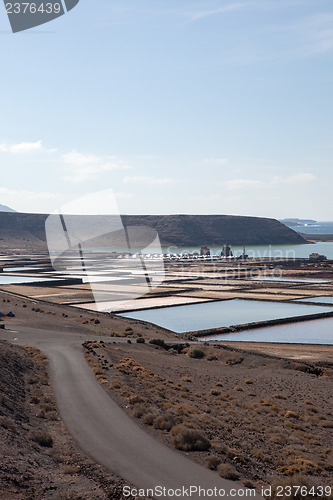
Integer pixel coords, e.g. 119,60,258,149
284,220,333,235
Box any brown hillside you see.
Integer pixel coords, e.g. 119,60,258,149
0,212,306,250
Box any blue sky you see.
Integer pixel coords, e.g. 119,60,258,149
0,0,332,219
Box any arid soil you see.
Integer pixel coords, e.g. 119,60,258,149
0,290,178,341
1,290,333,498
83,339,333,493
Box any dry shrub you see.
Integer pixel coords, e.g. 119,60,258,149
171,425,210,451
28,430,53,448
250,448,270,462
207,455,221,470
182,376,192,382
289,363,322,376
279,457,321,476
149,338,168,349
153,414,176,431
132,403,149,418
225,356,243,366
244,379,254,385
217,463,240,480
109,379,121,389
272,393,287,399
141,413,156,425
128,394,144,405
225,447,245,463
92,365,104,376
210,389,221,396
136,337,145,344
233,385,244,392
120,385,132,397
187,348,205,359
207,355,218,361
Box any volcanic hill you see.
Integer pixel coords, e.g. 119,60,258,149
0,212,306,250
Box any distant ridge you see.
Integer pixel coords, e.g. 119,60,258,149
0,212,306,250
0,203,15,213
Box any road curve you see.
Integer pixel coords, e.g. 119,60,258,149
0,326,263,499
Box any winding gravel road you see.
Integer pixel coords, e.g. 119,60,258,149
0,326,263,499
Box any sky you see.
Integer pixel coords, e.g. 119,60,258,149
0,0,332,219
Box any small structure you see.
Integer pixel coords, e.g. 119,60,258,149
238,246,248,260
200,246,211,256
221,244,233,258
309,253,327,261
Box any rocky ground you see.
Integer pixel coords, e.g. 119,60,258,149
1,291,333,499
83,338,333,494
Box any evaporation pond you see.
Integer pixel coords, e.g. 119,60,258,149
4,267,38,272
251,277,330,283
0,276,58,285
201,317,333,345
119,299,333,333
294,296,333,305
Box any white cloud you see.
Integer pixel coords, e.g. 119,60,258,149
187,3,249,22
123,176,174,185
0,187,58,199
222,172,316,191
62,150,130,183
0,140,55,154
273,173,316,184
